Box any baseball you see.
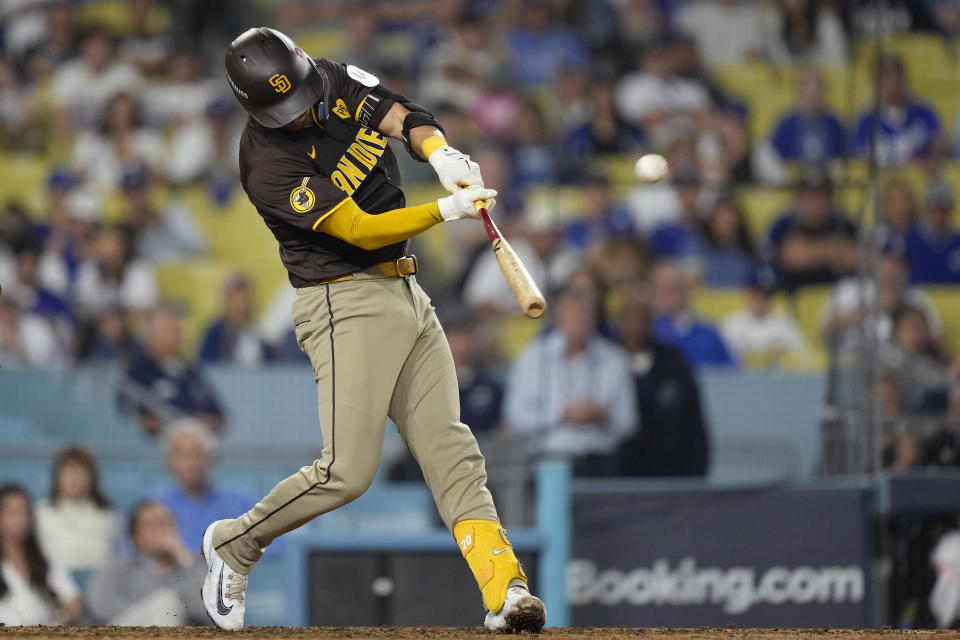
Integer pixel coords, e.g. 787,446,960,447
634,153,669,183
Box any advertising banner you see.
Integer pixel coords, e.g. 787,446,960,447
571,485,872,627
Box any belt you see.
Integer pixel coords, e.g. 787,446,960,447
313,255,418,286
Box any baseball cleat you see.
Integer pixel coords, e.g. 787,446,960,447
484,583,546,633
200,520,247,631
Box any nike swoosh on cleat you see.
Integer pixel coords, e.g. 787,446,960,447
217,565,233,615
492,547,510,555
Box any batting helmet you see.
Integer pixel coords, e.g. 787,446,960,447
225,27,328,128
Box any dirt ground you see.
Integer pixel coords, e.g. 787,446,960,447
0,628,957,640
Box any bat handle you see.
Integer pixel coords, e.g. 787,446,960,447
474,200,500,241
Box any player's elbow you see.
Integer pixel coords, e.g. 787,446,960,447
350,235,390,251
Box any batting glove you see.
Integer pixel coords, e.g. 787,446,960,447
437,186,497,222
429,145,484,193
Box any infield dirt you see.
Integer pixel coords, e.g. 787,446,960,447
0,628,956,640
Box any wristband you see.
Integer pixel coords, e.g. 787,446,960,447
421,135,447,159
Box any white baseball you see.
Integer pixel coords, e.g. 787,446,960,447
634,154,669,183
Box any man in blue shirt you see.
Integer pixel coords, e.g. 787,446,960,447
151,419,253,552
771,71,846,163
853,54,941,166
118,304,224,435
904,181,960,284
506,0,589,87
650,260,737,369
648,169,704,259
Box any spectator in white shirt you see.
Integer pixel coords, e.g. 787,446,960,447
36,447,119,573
823,250,942,348
73,223,158,317
0,297,60,368
721,264,806,368
504,284,637,476
615,33,712,148
120,165,207,261
50,28,143,131
0,485,82,626
72,92,164,192
676,0,784,66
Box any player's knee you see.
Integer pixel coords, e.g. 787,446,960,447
340,469,376,503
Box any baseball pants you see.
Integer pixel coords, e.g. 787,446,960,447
213,270,499,573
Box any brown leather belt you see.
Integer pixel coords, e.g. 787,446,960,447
313,255,418,286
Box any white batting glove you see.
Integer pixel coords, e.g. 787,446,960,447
437,187,497,221
429,145,484,193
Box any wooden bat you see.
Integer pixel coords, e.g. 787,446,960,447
475,202,547,319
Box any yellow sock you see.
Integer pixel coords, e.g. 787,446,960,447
453,519,527,613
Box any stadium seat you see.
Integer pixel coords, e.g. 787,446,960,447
738,187,791,241
925,287,960,356
790,285,833,350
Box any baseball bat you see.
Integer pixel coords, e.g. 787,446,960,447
474,202,547,319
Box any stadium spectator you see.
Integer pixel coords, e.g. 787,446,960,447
165,96,242,195
151,419,251,552
877,176,920,251
504,285,637,476
0,55,39,149
853,55,940,167
903,181,960,284
696,196,756,287
647,169,704,264
35,447,118,572
676,0,784,65
564,174,636,252
625,143,703,235
73,223,158,317
144,50,218,127
650,260,737,368
0,485,82,626
763,170,857,291
880,304,955,414
420,11,498,112
505,0,589,88
0,297,61,368
50,28,143,131
768,72,847,165
777,0,848,65
87,500,208,626
445,314,504,435
616,285,710,477
198,272,267,366
3,243,70,319
721,265,806,368
118,304,224,435
464,204,577,314
120,165,207,262
119,0,171,74
561,77,645,172
71,92,163,192
824,250,942,347
615,33,711,148
77,305,141,363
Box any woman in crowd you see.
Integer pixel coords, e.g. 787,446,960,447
0,485,83,625
36,447,119,572
696,196,756,287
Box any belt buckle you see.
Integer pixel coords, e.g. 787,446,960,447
396,255,417,277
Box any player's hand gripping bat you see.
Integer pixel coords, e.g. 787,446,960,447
474,201,547,319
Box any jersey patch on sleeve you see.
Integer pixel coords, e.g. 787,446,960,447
290,177,316,213
346,64,379,87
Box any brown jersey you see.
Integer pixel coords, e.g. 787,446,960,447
238,59,406,286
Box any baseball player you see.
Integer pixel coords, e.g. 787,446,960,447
199,27,546,633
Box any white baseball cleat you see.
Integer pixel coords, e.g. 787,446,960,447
484,583,546,633
200,520,247,631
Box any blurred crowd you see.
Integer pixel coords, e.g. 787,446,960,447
1,0,960,535
0,426,251,625
3,1,960,628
